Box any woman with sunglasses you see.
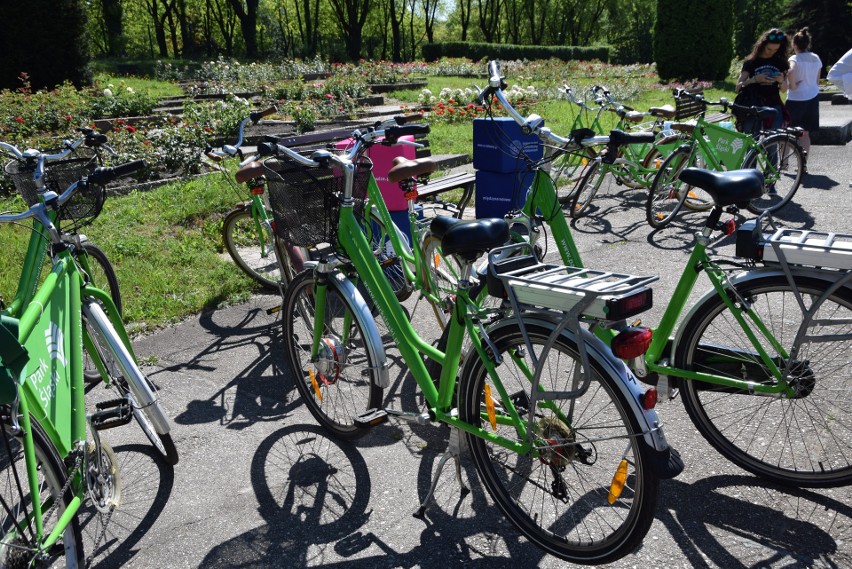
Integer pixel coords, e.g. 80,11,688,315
736,28,791,135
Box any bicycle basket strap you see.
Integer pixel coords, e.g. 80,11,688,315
0,316,25,404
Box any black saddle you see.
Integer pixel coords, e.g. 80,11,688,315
434,217,510,262
679,168,765,207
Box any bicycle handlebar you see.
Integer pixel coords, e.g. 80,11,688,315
207,106,278,159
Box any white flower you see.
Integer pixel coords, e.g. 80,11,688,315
103,88,113,97
126,87,134,94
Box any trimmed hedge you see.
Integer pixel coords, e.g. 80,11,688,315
422,42,610,63
654,0,734,81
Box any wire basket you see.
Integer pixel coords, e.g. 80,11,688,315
3,150,104,230
263,154,372,249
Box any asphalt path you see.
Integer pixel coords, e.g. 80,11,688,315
85,141,852,568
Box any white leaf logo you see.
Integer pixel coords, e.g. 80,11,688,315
45,324,66,367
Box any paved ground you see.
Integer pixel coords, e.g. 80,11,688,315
84,135,852,568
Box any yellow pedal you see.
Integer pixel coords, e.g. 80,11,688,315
309,370,323,402
484,384,497,431
608,458,629,504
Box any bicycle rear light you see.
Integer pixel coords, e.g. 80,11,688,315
612,326,653,359
605,288,653,320
250,185,264,195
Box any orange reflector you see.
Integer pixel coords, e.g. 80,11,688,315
309,370,323,401
654,158,662,168
484,384,497,431
581,157,588,165
434,253,441,267
612,327,653,359
608,459,629,504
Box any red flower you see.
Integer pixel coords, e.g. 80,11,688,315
143,140,151,146
64,114,72,121
116,119,125,125
325,93,334,99
15,117,23,123
338,106,344,111
467,103,474,109
125,125,137,133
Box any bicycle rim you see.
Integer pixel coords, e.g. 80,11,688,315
570,161,607,219
0,418,84,568
676,276,852,487
284,270,382,440
460,323,658,563
646,147,690,228
553,148,596,204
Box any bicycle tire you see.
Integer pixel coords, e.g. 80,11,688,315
283,270,383,440
419,233,460,329
83,300,178,465
679,150,713,212
222,207,290,290
365,211,413,302
646,146,691,228
569,159,608,219
744,133,804,214
675,275,852,487
552,147,597,205
78,241,123,383
459,321,659,563
0,416,85,568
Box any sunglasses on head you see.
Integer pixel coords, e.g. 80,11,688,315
767,32,784,41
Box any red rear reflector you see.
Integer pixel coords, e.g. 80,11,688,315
723,218,736,236
641,388,658,410
612,326,653,359
606,289,653,320
251,186,264,195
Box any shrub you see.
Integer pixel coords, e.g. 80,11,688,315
654,0,734,81
422,43,610,64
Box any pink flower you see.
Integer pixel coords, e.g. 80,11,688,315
325,93,334,99
15,117,23,123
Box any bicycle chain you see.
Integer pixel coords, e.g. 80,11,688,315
86,504,114,566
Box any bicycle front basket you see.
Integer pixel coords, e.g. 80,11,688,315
263,155,372,249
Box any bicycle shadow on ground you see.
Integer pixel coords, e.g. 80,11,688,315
81,443,175,569
657,474,851,567
197,424,551,568
141,292,299,431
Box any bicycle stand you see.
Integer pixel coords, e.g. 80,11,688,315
414,426,470,518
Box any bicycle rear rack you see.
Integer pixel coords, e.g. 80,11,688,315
764,229,852,271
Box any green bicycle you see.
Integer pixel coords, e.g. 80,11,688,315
0,159,176,567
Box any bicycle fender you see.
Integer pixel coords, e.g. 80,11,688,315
329,271,390,389
483,316,672,453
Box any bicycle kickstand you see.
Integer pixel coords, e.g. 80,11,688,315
413,427,470,518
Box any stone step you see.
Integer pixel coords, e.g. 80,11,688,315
813,100,852,145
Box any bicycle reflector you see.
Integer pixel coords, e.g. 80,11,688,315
605,288,653,320
640,387,658,410
612,326,653,359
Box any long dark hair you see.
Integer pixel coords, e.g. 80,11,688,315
792,27,812,52
747,28,791,67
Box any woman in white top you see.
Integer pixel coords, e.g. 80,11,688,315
786,27,822,157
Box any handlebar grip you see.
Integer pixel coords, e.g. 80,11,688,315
250,106,277,123
257,142,278,157
87,159,147,186
394,113,425,125
385,124,430,142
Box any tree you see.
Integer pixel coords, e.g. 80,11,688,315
227,0,260,57
655,0,734,80
422,0,440,43
458,0,473,41
477,0,502,43
329,0,371,60
784,0,852,71
102,0,126,56
0,0,91,89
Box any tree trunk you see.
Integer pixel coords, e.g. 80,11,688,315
227,0,259,57
101,0,124,56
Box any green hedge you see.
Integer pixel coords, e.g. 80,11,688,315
422,42,610,63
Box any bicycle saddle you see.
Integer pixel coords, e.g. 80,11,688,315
440,218,510,262
679,168,765,206
429,214,463,239
387,157,436,183
649,105,676,118
608,129,656,146
235,161,264,183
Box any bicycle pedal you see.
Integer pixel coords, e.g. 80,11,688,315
91,399,133,430
266,305,281,315
354,408,388,428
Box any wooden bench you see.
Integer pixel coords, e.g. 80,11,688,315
266,125,476,218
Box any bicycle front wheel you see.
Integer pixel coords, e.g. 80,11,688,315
222,207,289,290
646,146,691,228
743,133,804,214
570,160,610,219
283,270,383,440
675,275,852,487
459,322,659,563
78,241,123,383
0,416,84,568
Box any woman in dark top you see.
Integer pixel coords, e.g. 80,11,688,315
736,28,790,135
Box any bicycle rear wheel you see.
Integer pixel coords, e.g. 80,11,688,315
459,322,659,563
552,147,597,205
744,133,804,214
222,206,290,290
646,146,690,228
569,160,610,219
676,275,852,487
283,270,383,440
0,416,84,568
